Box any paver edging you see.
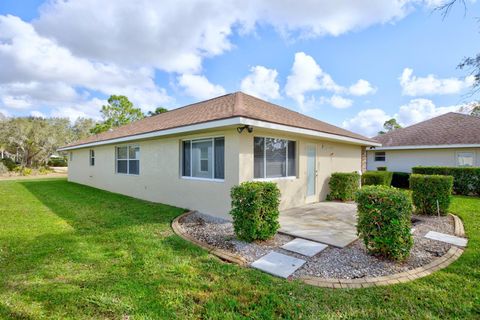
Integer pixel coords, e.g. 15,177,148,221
298,213,466,289
172,211,466,289
171,211,248,266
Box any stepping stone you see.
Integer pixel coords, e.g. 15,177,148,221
281,238,328,257
251,251,305,278
425,231,468,247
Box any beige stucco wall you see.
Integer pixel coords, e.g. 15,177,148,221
366,148,480,172
68,129,240,219
238,128,362,210
68,127,363,218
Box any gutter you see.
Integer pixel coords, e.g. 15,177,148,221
368,143,480,151
59,117,380,151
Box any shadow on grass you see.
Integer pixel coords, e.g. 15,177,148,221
1,180,240,318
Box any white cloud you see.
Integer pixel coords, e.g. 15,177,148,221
240,66,280,100
285,52,341,107
285,52,376,108
400,68,475,96
33,0,418,74
30,110,46,118
343,108,391,137
348,79,377,96
320,95,353,109
0,15,171,119
395,98,463,126
178,74,226,100
342,98,467,136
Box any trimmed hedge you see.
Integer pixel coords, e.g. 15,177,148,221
230,181,281,242
361,171,393,186
409,174,453,215
327,172,360,201
392,172,410,189
356,186,413,261
412,166,480,195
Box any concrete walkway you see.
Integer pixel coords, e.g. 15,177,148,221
279,202,357,248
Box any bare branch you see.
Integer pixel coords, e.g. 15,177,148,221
434,0,467,19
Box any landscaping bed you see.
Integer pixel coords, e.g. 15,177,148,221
180,211,455,279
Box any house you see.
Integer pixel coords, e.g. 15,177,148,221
367,112,480,173
59,92,379,219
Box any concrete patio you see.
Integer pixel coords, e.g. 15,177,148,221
279,202,358,248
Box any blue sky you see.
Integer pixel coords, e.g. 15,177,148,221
0,0,479,136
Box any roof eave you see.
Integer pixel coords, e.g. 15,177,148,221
368,143,480,151
58,116,379,151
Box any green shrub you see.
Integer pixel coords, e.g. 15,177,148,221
327,172,360,201
39,167,53,175
20,167,32,176
229,181,281,242
361,171,393,186
47,158,68,167
377,166,387,171
409,174,453,215
412,166,480,196
0,162,8,174
1,158,17,171
392,172,410,189
356,186,413,261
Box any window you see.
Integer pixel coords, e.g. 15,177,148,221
89,149,95,166
456,152,474,167
374,151,386,162
182,137,224,180
69,152,73,161
254,137,296,179
116,145,140,175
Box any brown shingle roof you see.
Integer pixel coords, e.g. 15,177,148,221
374,112,480,147
65,92,375,148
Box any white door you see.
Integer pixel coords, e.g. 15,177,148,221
306,144,316,201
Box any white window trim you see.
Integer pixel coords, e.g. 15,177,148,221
254,136,297,180
115,145,140,175
374,151,386,162
181,136,225,182
89,149,95,166
455,151,475,167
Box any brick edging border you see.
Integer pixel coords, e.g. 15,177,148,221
172,211,466,289
171,211,248,266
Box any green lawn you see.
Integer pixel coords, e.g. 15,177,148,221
0,179,478,319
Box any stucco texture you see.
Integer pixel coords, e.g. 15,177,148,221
367,148,480,173
68,127,362,219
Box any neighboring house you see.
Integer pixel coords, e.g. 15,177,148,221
59,92,378,219
367,112,480,173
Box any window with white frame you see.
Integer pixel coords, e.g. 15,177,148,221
89,149,95,166
456,152,474,167
374,151,386,162
182,137,224,180
116,145,140,175
254,137,296,179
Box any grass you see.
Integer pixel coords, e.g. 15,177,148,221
0,179,479,319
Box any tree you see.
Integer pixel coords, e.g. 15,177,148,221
470,101,480,117
378,118,402,135
73,118,96,140
91,95,144,134
147,107,168,116
437,1,479,94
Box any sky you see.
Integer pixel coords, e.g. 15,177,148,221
0,0,479,137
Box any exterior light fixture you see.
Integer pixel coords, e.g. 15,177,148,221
237,125,253,134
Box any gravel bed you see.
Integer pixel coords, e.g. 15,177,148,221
180,212,455,279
